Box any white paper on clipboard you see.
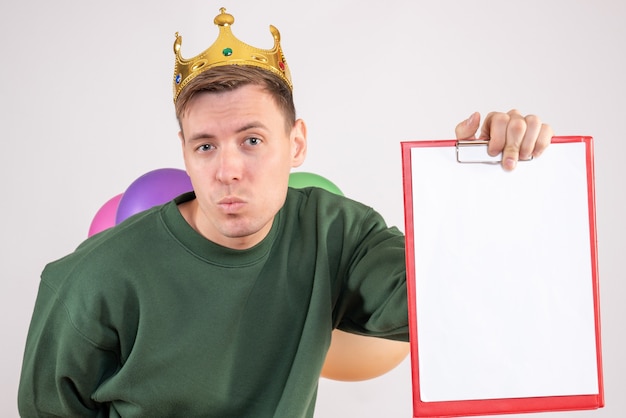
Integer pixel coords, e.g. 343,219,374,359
402,136,603,416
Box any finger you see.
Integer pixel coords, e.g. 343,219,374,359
532,123,554,158
455,112,480,140
518,114,542,161
481,112,509,156
501,110,527,171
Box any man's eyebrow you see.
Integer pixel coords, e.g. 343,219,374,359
236,121,268,133
187,132,215,142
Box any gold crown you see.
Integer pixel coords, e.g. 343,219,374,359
172,7,292,102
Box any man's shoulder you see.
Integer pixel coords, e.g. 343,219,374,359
283,186,387,236
286,186,371,212
42,204,168,286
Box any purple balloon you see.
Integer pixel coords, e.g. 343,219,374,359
115,168,192,224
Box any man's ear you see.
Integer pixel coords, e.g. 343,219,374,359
291,119,307,168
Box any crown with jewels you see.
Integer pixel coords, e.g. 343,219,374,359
172,7,292,102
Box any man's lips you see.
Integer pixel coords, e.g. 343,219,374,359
217,197,246,213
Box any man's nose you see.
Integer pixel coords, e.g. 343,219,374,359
215,145,243,184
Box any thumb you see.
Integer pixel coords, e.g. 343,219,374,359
455,111,480,140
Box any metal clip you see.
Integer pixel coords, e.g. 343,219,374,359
456,140,533,164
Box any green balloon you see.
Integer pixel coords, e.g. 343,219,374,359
288,172,343,196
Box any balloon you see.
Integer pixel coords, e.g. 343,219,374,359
288,172,343,196
321,329,410,381
116,168,193,224
88,193,124,237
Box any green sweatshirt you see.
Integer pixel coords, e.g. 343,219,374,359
19,188,408,417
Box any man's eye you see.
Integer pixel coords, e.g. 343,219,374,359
244,137,262,146
198,144,213,152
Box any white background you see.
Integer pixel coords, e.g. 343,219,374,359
1,1,624,417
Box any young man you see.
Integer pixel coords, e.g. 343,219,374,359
18,8,553,417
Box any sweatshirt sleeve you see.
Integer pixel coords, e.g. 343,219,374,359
334,209,409,342
18,279,117,417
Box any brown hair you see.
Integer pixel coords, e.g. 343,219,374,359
175,65,296,133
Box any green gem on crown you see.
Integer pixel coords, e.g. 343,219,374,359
222,47,233,56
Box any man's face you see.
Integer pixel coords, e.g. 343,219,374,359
179,84,307,249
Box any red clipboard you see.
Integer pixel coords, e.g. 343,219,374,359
401,136,603,417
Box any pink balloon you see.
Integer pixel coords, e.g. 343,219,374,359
88,193,123,237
